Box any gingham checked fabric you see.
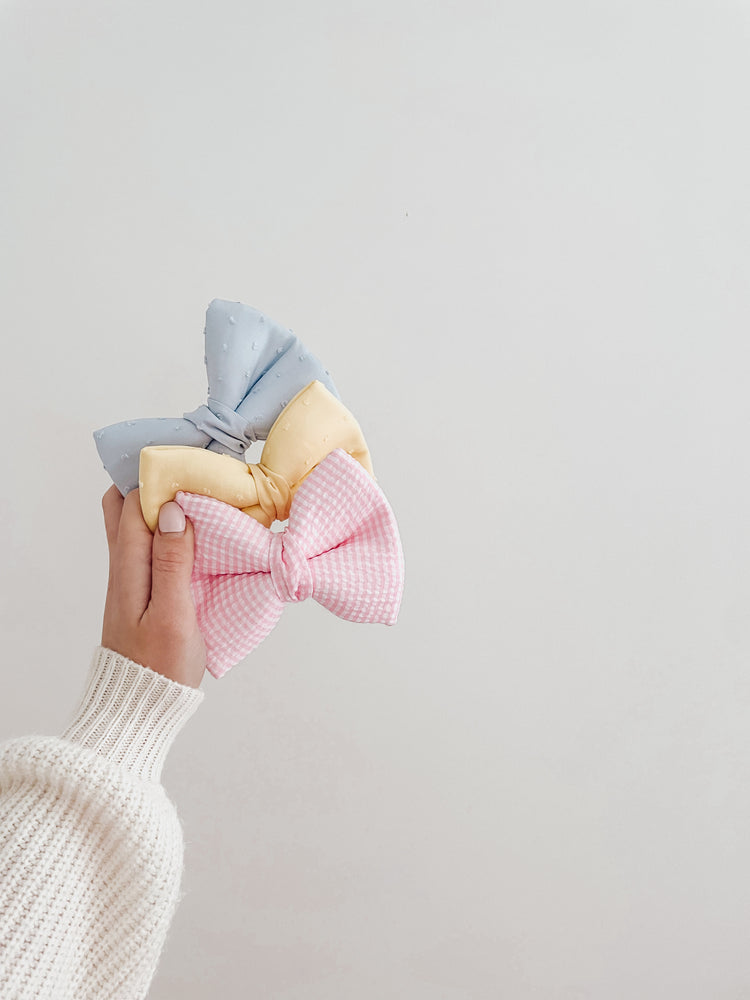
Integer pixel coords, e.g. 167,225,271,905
175,449,404,678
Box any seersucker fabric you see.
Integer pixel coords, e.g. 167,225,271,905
0,647,203,1000
94,298,338,496
176,449,405,678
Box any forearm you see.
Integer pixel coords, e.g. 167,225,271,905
0,647,202,1000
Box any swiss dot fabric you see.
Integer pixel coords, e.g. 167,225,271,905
94,298,338,495
176,449,405,678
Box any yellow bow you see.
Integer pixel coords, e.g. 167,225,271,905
137,381,373,532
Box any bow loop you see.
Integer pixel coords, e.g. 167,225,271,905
94,299,338,495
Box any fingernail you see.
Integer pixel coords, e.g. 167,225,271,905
159,501,186,534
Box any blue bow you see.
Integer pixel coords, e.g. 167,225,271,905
94,299,338,495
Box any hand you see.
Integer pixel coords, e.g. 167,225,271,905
101,485,207,688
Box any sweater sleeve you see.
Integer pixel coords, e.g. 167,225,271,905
0,647,204,1000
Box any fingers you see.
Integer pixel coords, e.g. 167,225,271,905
101,485,125,552
114,490,155,620
149,502,197,627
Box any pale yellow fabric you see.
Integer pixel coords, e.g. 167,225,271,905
138,380,373,531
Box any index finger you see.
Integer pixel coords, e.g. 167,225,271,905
112,489,154,621
102,485,125,553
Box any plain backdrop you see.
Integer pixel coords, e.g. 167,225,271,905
2,1,750,997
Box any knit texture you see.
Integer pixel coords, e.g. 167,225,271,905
0,647,203,999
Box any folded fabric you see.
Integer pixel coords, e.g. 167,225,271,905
174,449,404,678
94,299,338,495
138,380,372,531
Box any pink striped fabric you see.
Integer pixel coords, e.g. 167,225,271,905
175,449,405,678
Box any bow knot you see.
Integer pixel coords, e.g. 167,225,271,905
268,532,314,604
183,400,256,455
247,463,292,525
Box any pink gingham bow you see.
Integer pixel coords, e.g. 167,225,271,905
175,449,404,678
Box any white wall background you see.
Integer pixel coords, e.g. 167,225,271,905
2,1,750,996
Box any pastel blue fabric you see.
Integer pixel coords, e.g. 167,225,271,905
94,299,339,495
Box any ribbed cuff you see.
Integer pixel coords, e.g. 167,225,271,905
61,647,204,782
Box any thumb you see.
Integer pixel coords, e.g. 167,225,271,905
150,501,196,619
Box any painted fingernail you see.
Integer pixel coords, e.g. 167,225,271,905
158,501,186,534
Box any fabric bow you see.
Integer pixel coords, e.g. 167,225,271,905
94,299,338,495
137,380,372,531
174,449,404,678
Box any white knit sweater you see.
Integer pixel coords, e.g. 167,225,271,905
0,647,204,1000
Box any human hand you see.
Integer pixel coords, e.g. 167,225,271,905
101,485,207,688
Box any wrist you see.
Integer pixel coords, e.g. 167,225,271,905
62,646,204,781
